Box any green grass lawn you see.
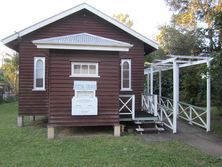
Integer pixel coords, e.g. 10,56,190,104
0,102,222,167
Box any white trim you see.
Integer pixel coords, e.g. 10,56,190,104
1,3,158,49
71,62,99,77
32,88,46,91
120,88,132,91
69,75,100,78
33,57,45,91
121,59,132,91
34,43,130,51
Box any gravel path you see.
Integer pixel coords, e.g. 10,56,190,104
142,120,222,157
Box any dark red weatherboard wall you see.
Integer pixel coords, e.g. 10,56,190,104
17,9,145,122
49,50,120,126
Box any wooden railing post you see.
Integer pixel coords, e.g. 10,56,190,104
132,95,135,120
189,107,192,125
141,94,143,111
154,95,158,116
150,65,153,95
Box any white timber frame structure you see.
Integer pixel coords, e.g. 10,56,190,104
144,55,213,133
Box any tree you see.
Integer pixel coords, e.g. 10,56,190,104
146,24,206,104
1,53,19,95
165,0,222,51
156,25,204,55
113,13,133,27
163,0,222,107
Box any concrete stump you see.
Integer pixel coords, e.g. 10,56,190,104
47,126,55,139
17,116,24,127
114,125,121,137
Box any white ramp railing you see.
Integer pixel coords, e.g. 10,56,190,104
141,94,158,116
159,96,173,109
119,95,135,120
142,94,210,132
158,96,174,131
178,101,207,129
159,96,209,131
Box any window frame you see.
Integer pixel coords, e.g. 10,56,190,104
121,59,132,91
70,62,99,78
33,57,46,91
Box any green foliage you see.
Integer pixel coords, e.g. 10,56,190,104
1,53,19,94
156,25,204,55
147,25,206,103
211,106,222,136
145,0,222,107
165,0,222,51
180,66,206,105
113,13,133,27
210,51,222,106
0,73,6,82
145,48,165,65
0,102,222,167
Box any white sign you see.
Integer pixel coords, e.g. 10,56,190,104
72,81,98,116
72,97,98,116
73,81,97,90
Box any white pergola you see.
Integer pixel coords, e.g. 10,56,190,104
144,55,213,133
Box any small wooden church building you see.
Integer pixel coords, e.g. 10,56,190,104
1,3,158,138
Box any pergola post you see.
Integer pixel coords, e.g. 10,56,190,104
150,65,153,95
147,73,150,94
206,60,211,132
159,69,162,103
173,59,179,133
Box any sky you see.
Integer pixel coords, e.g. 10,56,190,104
0,0,172,54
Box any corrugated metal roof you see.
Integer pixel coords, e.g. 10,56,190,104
33,33,133,47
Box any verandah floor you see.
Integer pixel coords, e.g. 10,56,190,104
119,110,158,121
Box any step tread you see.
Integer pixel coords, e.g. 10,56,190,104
134,121,156,124
136,128,158,132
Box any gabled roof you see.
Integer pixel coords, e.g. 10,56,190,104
32,33,133,51
1,3,158,49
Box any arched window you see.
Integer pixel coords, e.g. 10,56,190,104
33,57,45,90
121,59,131,90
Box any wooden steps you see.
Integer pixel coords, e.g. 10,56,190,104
134,120,165,135
119,111,165,134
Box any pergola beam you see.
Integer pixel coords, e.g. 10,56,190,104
168,55,210,59
178,58,213,68
154,58,175,66
145,56,213,75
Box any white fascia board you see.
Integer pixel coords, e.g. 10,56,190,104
84,5,159,49
34,43,130,52
1,3,86,44
1,3,158,49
